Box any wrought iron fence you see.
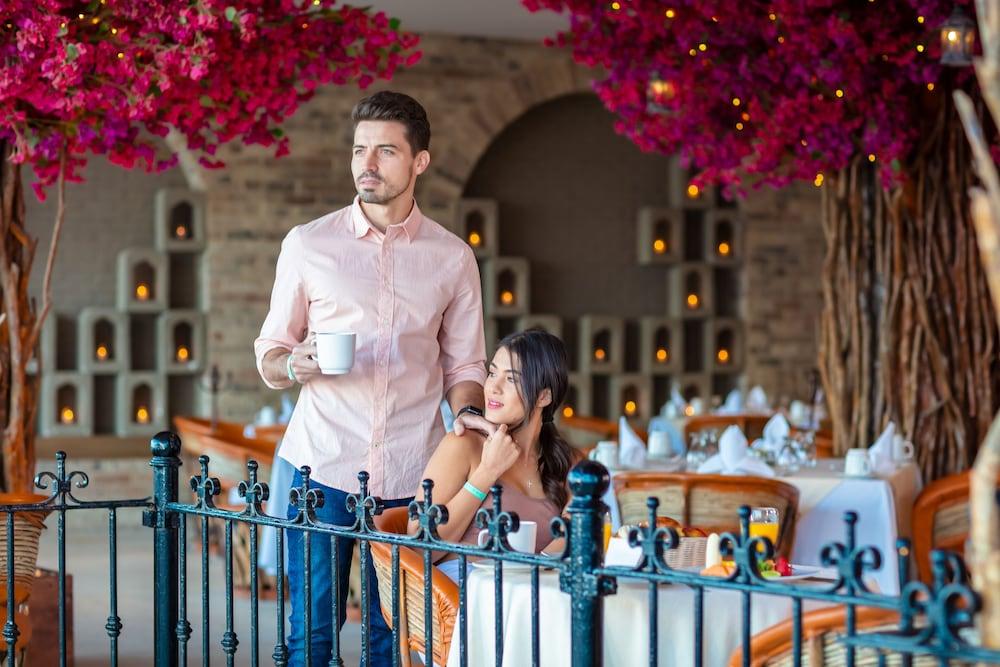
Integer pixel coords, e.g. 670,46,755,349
0,430,998,666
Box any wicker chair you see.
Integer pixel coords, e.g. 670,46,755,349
371,507,459,667
911,470,1000,584
683,414,772,441
727,606,937,666
0,493,50,667
612,472,800,556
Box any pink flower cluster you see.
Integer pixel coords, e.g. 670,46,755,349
1,0,421,198
523,0,967,191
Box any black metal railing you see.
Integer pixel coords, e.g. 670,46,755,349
0,431,998,666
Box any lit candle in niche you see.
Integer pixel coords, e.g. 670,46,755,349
717,348,731,363
562,405,574,418
683,404,695,417
500,290,515,306
717,241,731,256
656,348,669,363
136,406,150,424
60,407,75,424
468,231,482,247
686,184,700,199
135,283,150,301
593,348,606,362
686,293,700,309
653,238,667,254
174,225,188,239
176,345,190,362
95,344,109,361
624,400,637,416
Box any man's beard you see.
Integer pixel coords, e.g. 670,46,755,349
356,173,411,205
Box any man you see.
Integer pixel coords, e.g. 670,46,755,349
254,91,490,666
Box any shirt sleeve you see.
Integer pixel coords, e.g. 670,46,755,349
254,226,309,389
439,245,487,394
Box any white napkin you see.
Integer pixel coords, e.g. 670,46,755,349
661,401,680,419
717,389,743,415
647,417,685,456
698,426,775,477
618,416,647,469
868,422,896,475
788,400,810,428
746,385,770,413
670,387,687,409
759,413,790,452
605,537,642,567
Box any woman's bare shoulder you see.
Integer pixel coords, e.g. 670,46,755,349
435,430,486,457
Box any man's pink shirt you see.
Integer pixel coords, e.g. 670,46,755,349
254,197,486,498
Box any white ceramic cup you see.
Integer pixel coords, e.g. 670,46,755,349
788,400,808,427
844,448,872,477
478,520,537,553
647,431,671,458
588,440,619,469
892,434,915,462
315,332,356,375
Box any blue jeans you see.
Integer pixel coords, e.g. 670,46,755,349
286,469,412,667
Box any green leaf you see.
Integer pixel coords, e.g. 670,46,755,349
179,15,187,25
65,43,79,62
389,17,401,30
224,6,237,22
891,158,901,172
270,128,284,139
199,94,214,107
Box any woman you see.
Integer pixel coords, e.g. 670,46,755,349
409,329,576,581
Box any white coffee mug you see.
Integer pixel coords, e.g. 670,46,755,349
844,448,872,477
647,431,671,458
315,332,356,375
478,520,537,553
588,440,619,469
788,400,809,427
892,434,914,462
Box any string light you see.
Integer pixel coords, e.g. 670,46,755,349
835,89,845,98
736,122,744,131
917,15,925,24
916,44,925,52
768,12,776,21
111,27,117,34
927,82,935,91
665,8,675,18
741,112,750,121
689,48,697,56
732,97,741,106
698,42,707,51
777,35,785,43
117,52,125,59
800,139,808,147
611,1,621,9
868,154,876,162
814,173,824,187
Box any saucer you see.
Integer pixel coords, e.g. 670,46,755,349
470,561,534,573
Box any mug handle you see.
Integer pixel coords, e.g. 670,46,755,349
477,529,490,548
588,449,598,461
901,441,915,459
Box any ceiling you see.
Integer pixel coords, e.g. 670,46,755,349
363,0,569,41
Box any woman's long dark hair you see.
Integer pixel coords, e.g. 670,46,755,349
498,328,574,509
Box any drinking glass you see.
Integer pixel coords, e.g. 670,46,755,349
749,507,780,552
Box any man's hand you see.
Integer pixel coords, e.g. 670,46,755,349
453,411,499,437
288,334,322,384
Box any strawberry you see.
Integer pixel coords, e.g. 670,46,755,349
775,556,792,577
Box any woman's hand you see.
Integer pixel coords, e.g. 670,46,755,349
475,424,520,483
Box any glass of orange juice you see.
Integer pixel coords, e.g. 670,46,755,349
602,515,613,553
749,507,779,549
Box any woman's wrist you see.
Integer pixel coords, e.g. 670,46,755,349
469,466,497,492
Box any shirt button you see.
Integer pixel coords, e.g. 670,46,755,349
373,442,381,449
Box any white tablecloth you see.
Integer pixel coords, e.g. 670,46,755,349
603,459,922,595
445,568,831,667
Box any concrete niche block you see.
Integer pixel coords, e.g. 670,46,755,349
482,257,530,317
677,374,712,407
577,315,624,375
157,310,205,374
668,158,715,210
78,308,129,374
705,210,742,265
639,317,682,375
117,248,169,313
636,207,683,265
561,372,592,419
668,264,714,318
115,372,167,437
39,372,93,437
707,319,742,373
155,188,206,253
456,198,499,260
609,374,653,422
516,315,563,339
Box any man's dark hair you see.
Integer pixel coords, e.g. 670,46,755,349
351,91,430,154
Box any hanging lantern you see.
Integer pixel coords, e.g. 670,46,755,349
940,6,975,67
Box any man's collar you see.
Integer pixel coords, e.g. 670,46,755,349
351,196,423,242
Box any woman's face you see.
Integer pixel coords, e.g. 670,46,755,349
484,347,527,426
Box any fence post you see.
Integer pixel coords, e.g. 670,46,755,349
147,431,181,667
562,460,614,667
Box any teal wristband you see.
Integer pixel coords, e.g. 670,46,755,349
463,481,487,502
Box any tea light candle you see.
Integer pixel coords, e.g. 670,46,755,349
468,231,482,247
653,238,667,254
717,241,731,256
60,407,75,424
174,225,188,239
136,406,150,424
135,283,150,301
656,348,669,363
717,348,730,363
686,184,700,198
95,344,109,361
500,290,515,306
686,293,700,308
624,400,637,416
176,345,190,362
594,348,607,361
562,406,574,418
683,404,695,417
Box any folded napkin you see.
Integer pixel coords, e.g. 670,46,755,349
868,422,896,475
670,386,687,409
760,413,790,452
618,416,648,469
698,426,775,476
746,385,770,413
717,389,743,415
660,401,681,419
788,400,810,428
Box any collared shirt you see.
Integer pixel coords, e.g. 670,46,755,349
254,197,486,498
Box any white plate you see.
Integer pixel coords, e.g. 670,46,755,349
681,564,825,581
470,560,535,573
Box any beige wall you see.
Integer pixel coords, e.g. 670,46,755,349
25,34,823,425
